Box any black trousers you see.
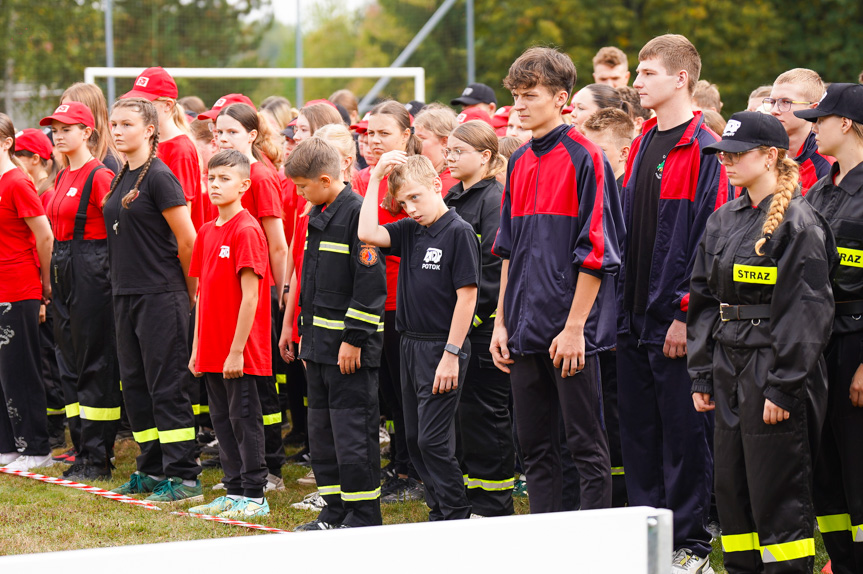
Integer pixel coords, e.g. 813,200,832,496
455,334,514,517
306,362,382,527
205,373,267,498
815,332,863,574
713,343,824,574
283,356,307,439
51,240,121,466
379,310,415,477
510,352,611,513
617,313,713,556
39,305,67,441
259,287,285,476
400,335,470,521
0,299,50,455
113,292,200,480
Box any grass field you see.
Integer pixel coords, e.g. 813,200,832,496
0,436,831,572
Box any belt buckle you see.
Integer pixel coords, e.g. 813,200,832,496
719,303,735,322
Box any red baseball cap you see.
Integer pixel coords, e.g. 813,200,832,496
456,107,493,125
197,94,256,121
122,67,178,100
350,112,371,133
39,102,96,129
491,105,511,129
14,129,54,161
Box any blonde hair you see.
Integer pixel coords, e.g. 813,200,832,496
0,113,25,171
61,82,122,166
313,123,355,181
104,98,160,209
498,136,522,160
261,96,295,130
414,104,458,139
693,80,722,111
638,34,701,94
178,96,206,114
774,68,825,103
156,97,192,137
385,155,437,210
593,46,628,69
450,120,507,181
300,103,343,134
755,148,799,256
582,107,635,149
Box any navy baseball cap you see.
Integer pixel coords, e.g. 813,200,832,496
794,83,863,124
451,83,497,106
703,111,789,154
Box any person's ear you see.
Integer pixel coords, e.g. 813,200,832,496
240,178,251,193
433,176,442,194
82,126,93,141
841,117,853,135
320,174,332,187
555,90,569,109
248,129,258,145
620,144,631,165
677,70,689,91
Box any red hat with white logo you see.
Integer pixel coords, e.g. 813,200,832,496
197,94,256,121
456,107,493,126
39,102,96,129
14,129,54,160
121,67,178,100
491,105,511,130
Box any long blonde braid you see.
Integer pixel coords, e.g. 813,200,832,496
754,149,799,256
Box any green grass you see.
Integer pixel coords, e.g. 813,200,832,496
0,437,830,572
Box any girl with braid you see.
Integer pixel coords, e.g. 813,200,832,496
104,98,202,503
687,111,836,574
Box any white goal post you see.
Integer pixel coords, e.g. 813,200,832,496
83,67,426,103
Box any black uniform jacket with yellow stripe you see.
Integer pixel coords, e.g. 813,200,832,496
298,184,387,367
687,189,837,411
805,161,863,341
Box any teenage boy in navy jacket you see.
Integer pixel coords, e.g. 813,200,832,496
490,46,624,513
617,34,728,574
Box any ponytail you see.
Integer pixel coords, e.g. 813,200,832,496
254,111,283,166
370,100,422,156
754,149,799,256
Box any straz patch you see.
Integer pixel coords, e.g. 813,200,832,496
358,244,378,267
733,264,777,285
838,247,863,268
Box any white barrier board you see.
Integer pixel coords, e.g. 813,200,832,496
0,506,672,574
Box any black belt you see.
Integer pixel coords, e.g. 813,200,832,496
835,300,863,316
719,303,771,322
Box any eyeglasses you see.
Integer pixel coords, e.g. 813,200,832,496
443,148,479,160
761,97,815,113
716,149,757,165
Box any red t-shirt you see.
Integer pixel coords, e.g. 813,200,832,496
279,172,297,247
190,209,272,376
354,170,407,311
244,162,282,224
47,159,114,242
0,168,45,302
40,187,55,210
157,135,205,230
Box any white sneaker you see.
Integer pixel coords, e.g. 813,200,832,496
297,469,316,486
0,452,21,465
470,513,485,519
671,549,714,574
265,473,285,492
4,454,52,471
212,482,225,491
379,425,391,444
291,491,327,511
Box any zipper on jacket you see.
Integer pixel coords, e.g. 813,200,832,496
517,155,542,353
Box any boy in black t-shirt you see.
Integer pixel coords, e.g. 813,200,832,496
358,153,480,521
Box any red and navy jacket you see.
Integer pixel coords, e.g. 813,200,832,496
618,111,729,344
796,131,834,195
492,123,624,356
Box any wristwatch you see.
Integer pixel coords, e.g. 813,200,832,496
444,343,461,356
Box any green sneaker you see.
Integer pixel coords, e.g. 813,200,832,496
144,477,203,504
188,495,236,515
218,497,270,520
512,477,528,498
111,472,160,495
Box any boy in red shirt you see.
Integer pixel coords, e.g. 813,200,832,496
188,149,271,519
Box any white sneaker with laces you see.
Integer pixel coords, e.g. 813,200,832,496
379,425,391,444
0,452,21,465
297,469,316,486
4,454,52,471
265,473,285,492
671,548,714,574
291,491,327,511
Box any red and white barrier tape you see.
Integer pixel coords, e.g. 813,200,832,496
0,467,291,534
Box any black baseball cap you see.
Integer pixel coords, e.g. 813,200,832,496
702,111,789,154
794,83,863,124
451,83,497,106
405,100,426,118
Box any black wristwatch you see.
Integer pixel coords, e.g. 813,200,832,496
444,343,461,356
